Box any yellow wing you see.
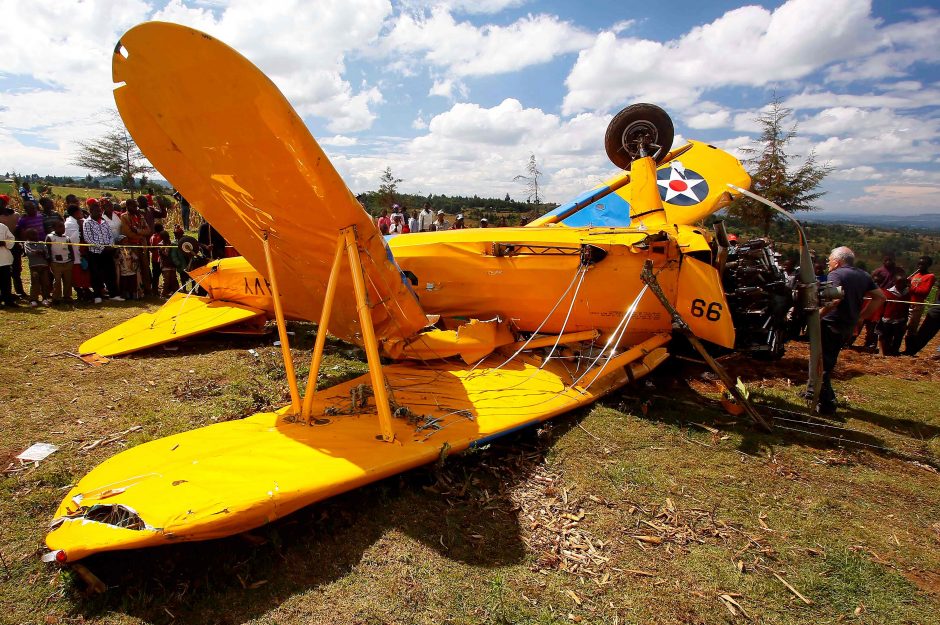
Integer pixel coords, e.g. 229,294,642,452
111,22,426,345
529,141,749,228
80,293,266,357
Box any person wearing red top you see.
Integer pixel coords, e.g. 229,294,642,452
905,255,935,344
877,272,910,356
149,224,165,295
376,208,391,235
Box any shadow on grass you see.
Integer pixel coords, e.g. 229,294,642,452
68,417,581,625
611,357,938,466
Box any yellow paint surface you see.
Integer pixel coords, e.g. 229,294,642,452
78,293,266,357
48,336,669,561
111,22,426,345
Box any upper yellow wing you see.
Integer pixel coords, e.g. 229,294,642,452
111,22,426,345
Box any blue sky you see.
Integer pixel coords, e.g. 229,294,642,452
1,0,938,214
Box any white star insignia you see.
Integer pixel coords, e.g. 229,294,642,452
657,165,707,203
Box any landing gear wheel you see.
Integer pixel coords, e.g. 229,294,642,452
177,235,199,256
605,103,674,170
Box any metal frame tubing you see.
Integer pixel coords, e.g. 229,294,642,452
261,231,302,414
301,232,346,422
343,227,396,442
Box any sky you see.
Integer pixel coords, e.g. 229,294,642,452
1,0,938,215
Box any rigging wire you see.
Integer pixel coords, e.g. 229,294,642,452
467,262,587,375
465,265,589,394
569,284,649,392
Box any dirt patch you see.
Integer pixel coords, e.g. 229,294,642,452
904,569,940,595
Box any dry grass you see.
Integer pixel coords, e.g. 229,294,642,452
1,300,939,625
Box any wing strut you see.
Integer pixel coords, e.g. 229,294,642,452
640,260,773,432
263,231,302,414
300,227,396,443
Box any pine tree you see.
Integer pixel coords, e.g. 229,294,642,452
378,166,402,209
729,95,832,235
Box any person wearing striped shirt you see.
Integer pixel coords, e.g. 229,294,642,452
82,201,123,304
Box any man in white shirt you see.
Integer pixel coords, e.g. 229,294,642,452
100,198,124,242
418,203,434,232
64,204,84,267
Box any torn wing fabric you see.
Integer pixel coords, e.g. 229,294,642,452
111,22,427,345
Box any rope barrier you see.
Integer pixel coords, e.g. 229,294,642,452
5,239,237,250
862,295,940,308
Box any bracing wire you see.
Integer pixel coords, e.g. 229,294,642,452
569,284,649,392
470,262,587,376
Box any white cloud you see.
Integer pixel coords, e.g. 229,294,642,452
0,0,392,174
412,113,429,130
563,0,880,114
429,77,468,100
686,110,732,130
384,8,595,78
330,99,618,202
401,0,526,14
829,165,883,181
783,85,940,111
320,135,358,147
844,183,940,213
825,10,940,82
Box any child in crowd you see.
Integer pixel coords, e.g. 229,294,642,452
877,271,910,356
118,246,140,300
159,230,180,297
173,225,191,289
23,228,51,306
149,224,164,294
45,221,75,304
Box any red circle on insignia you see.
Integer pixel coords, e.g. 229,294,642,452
669,180,688,192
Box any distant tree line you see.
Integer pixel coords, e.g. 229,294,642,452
709,212,940,273
359,162,557,224
5,172,168,193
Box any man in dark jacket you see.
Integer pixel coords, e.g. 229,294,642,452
811,246,885,415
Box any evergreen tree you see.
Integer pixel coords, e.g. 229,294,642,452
378,166,402,209
729,95,832,235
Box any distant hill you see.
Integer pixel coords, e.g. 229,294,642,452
806,212,940,231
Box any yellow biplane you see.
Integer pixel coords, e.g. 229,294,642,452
46,22,826,564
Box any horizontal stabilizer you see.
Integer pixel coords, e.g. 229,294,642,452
531,141,749,228
79,294,267,357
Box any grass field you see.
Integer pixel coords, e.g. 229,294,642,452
1,297,939,625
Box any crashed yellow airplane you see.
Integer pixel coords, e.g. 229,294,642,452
47,22,823,563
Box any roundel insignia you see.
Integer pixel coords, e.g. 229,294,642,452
657,162,709,206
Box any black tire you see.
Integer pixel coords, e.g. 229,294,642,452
604,103,674,170
178,235,199,256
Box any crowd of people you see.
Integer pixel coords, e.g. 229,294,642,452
0,183,227,307
373,201,527,234
2,187,937,372
801,246,938,415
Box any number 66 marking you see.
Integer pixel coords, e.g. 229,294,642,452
691,298,722,321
